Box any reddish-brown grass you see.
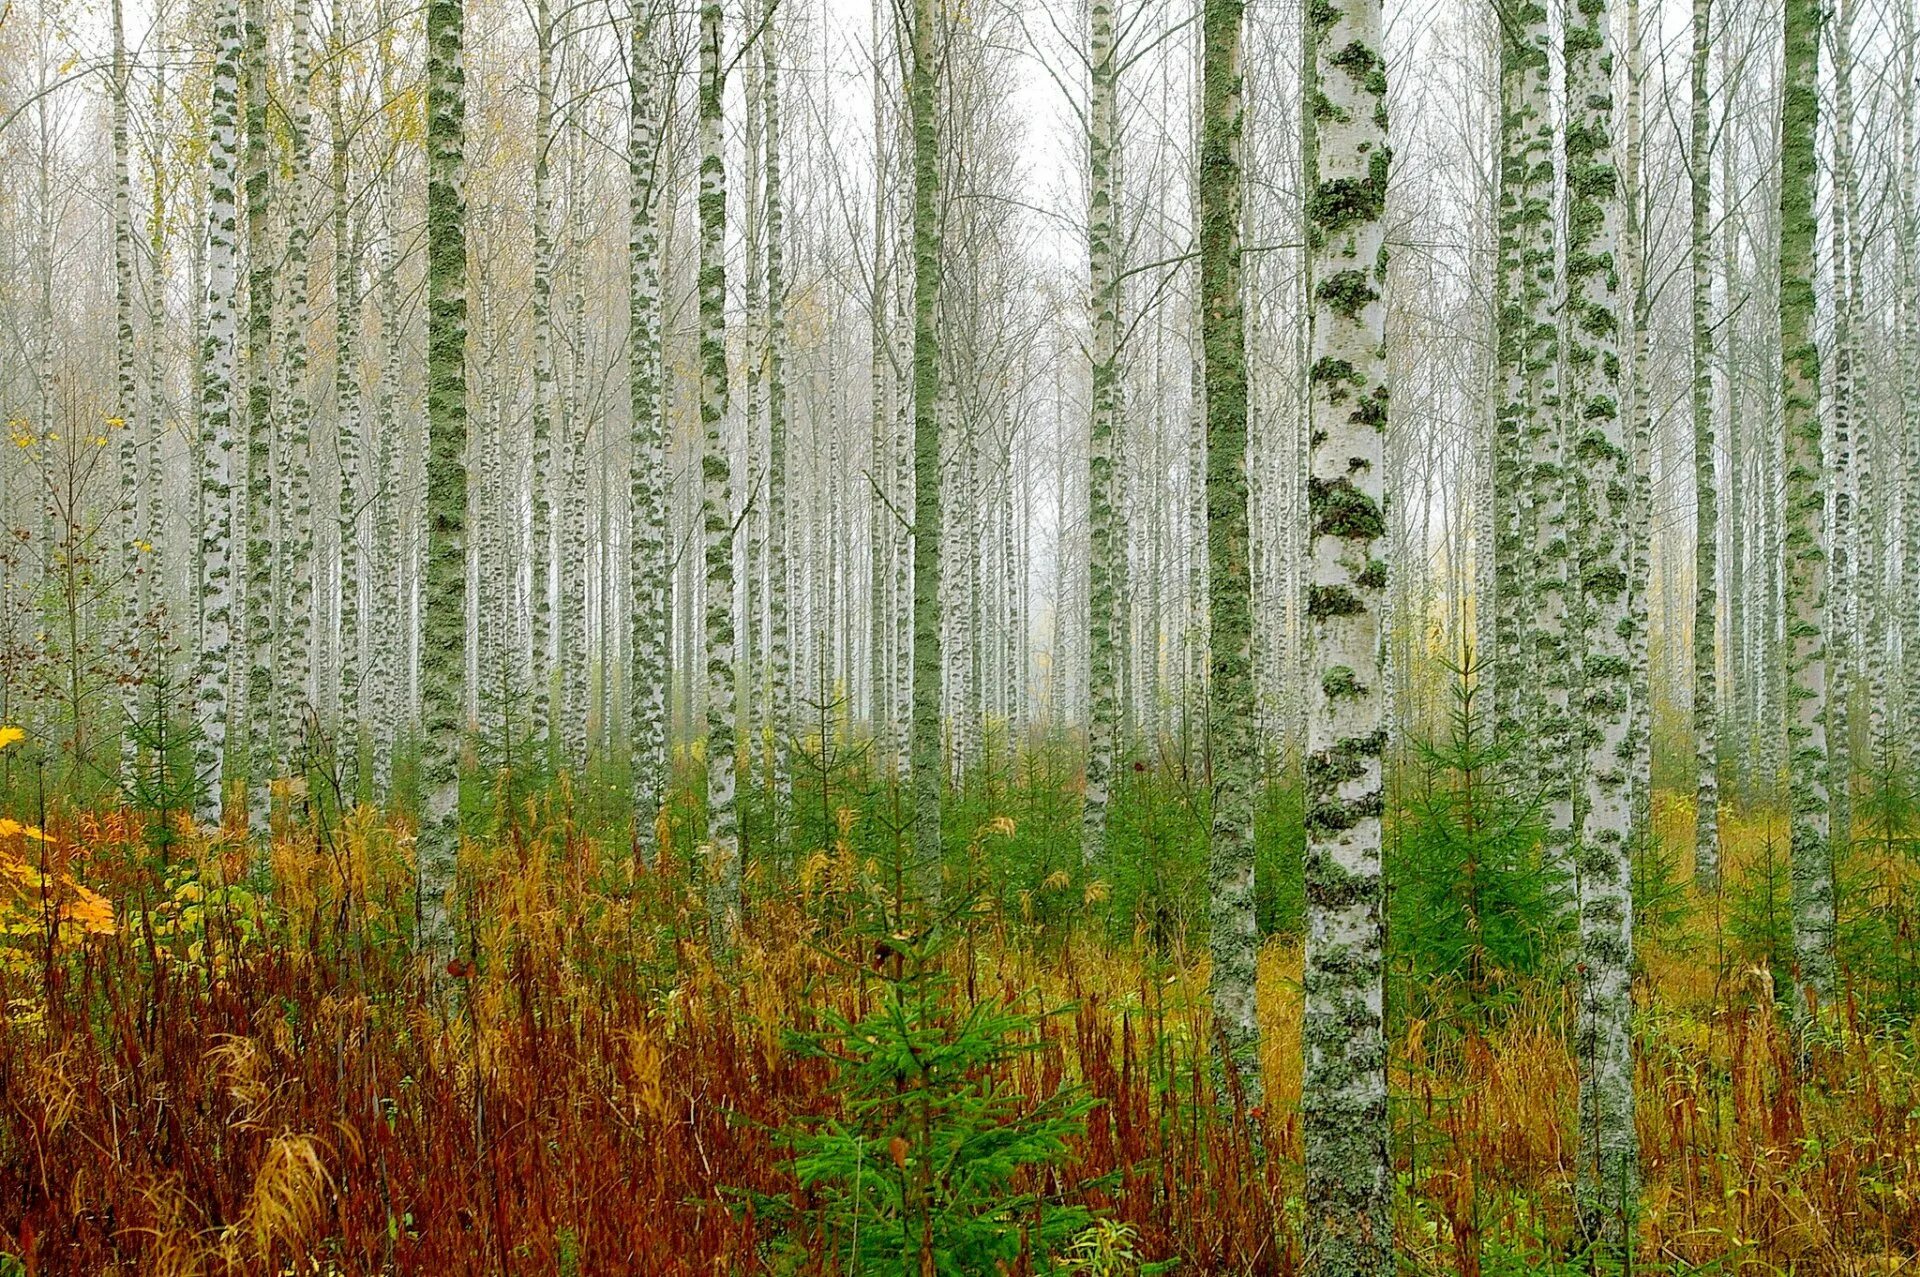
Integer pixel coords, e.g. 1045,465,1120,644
1,799,1917,1274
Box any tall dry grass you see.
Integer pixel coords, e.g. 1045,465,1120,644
0,796,1917,1273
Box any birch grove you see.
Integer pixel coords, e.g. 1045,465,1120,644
9,0,1920,1266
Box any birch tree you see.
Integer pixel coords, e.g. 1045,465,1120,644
1565,0,1637,1239
531,0,557,751
1300,0,1392,1258
1690,0,1718,887
1082,0,1121,867
194,0,246,827
1492,0,1551,757
1200,0,1257,1101
243,0,275,832
764,3,792,825
1779,0,1832,1004
111,0,139,778
418,0,469,966
629,0,667,859
700,0,741,940
907,0,945,901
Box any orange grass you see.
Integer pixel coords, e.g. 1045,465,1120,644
1,798,1918,1274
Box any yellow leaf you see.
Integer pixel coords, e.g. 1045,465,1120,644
0,727,22,751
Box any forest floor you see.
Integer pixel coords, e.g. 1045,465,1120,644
1,777,1918,1275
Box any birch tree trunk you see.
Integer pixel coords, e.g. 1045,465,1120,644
1901,11,1920,755
332,0,363,792
142,33,168,633
1690,0,1719,887
279,0,318,769
1566,0,1639,1239
1779,0,1832,1004
1300,0,1392,1260
243,0,275,834
530,0,557,752
1497,0,1567,860
700,0,741,942
629,0,667,860
194,0,246,828
764,10,792,828
371,153,401,799
111,0,139,778
1082,0,1121,867
417,0,469,967
869,0,894,763
907,0,945,902
1828,0,1857,882
1199,0,1257,1103
1623,0,1653,857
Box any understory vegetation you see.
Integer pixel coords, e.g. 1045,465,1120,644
6,706,1920,1275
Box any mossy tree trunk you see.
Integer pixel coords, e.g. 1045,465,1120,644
629,0,667,861
530,0,556,753
1828,0,1857,890
278,0,317,774
907,0,945,903
111,0,139,780
1199,0,1257,1103
243,0,275,834
700,0,741,942
1082,0,1121,868
1565,0,1638,1242
1491,0,1551,757
1779,0,1832,1006
1623,0,1653,858
194,0,245,829
417,0,469,969
764,5,792,829
331,0,363,793
1690,0,1719,887
1300,0,1393,1264
1900,9,1920,756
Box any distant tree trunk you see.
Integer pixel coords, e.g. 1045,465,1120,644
417,0,470,967
629,0,667,860
332,0,364,794
1300,0,1392,1261
530,0,557,752
243,0,276,833
907,0,945,902
560,91,590,775
194,0,245,828
111,0,139,778
1828,0,1857,882
1199,0,1256,1102
1499,0,1569,869
1900,10,1920,755
1690,0,1719,887
868,0,894,763
279,0,318,773
764,8,792,830
371,153,402,800
741,0,764,774
143,36,168,634
1082,0,1120,867
1623,0,1653,858
1779,0,1832,1005
700,0,741,942
1566,0,1639,1241
1720,54,1749,801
